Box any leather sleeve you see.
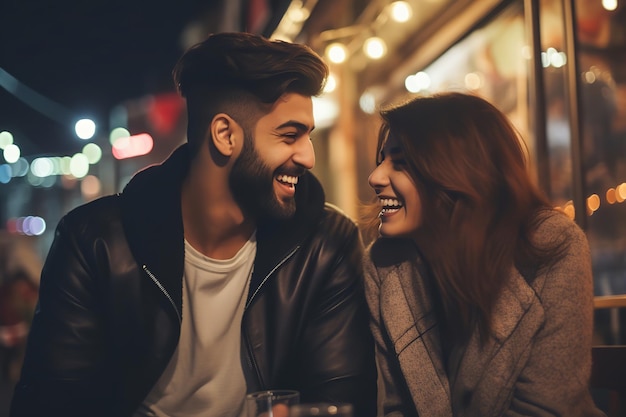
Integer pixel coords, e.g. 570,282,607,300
10,211,112,417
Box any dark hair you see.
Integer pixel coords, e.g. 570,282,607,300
172,32,328,155
369,92,568,344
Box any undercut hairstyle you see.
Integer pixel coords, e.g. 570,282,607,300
368,92,568,346
172,32,329,155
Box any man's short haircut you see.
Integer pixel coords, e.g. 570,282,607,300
172,32,329,155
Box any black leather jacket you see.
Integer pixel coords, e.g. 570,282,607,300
11,145,377,417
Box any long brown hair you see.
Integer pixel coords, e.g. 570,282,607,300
371,92,567,344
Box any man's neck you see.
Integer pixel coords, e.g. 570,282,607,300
181,165,256,260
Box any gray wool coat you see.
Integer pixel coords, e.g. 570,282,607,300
364,212,606,417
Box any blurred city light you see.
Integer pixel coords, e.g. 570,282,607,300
3,143,20,163
0,164,11,184
0,131,14,148
82,142,102,164
541,48,567,68
389,1,412,23
75,118,96,140
109,127,131,145
405,71,431,93
312,97,339,130
363,37,387,60
11,157,29,177
70,153,90,178
112,133,153,159
464,72,483,90
359,92,376,114
326,43,347,64
323,74,337,93
7,216,46,236
81,175,102,200
31,157,55,177
602,0,618,11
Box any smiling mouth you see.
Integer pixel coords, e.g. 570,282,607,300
276,174,298,189
379,197,403,216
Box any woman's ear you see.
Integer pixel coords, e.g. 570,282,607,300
210,113,239,157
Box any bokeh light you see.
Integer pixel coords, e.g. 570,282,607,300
3,143,20,163
82,142,102,164
0,131,14,149
75,118,96,140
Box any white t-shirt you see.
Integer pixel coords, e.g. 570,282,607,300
135,233,256,417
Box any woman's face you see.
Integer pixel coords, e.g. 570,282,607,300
368,134,423,238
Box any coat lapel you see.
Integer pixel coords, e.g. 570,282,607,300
452,268,545,417
380,258,453,416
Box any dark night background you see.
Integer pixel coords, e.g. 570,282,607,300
0,0,245,157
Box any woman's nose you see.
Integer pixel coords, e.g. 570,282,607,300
368,163,388,189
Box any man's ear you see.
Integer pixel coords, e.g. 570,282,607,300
210,113,240,157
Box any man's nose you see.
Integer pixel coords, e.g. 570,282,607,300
293,138,315,169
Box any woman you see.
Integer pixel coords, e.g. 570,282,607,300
363,92,605,416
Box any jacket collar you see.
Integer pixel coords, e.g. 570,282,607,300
120,144,326,314
370,239,545,416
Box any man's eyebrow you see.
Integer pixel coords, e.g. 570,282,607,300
276,120,314,133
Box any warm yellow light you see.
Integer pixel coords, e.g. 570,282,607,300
602,0,618,11
324,73,337,93
363,37,387,60
563,203,575,220
617,183,626,201
81,175,102,201
587,194,600,213
464,72,483,90
390,1,412,23
606,188,617,204
326,43,347,64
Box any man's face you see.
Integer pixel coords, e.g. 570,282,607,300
229,93,315,219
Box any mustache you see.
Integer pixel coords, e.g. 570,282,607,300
276,166,307,177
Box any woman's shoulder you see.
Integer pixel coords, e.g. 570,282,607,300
532,209,586,246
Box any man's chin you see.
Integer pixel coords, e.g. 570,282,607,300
266,197,296,220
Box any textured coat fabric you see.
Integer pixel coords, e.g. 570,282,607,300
10,144,377,417
364,211,606,417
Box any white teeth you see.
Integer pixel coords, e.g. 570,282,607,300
277,175,298,185
381,207,400,214
379,198,402,207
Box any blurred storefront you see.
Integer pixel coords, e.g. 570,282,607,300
271,0,626,344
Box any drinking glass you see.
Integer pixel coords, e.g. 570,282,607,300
246,390,300,417
290,403,354,417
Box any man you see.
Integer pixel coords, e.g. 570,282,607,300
10,32,377,417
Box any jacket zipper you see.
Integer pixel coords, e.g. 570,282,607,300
245,245,300,310
243,245,301,388
143,265,182,324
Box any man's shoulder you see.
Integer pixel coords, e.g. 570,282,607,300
323,202,356,223
64,194,120,219
58,194,123,236
319,202,359,234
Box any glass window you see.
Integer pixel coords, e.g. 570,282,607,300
576,0,626,344
417,3,529,141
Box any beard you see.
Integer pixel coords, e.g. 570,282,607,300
229,132,300,220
